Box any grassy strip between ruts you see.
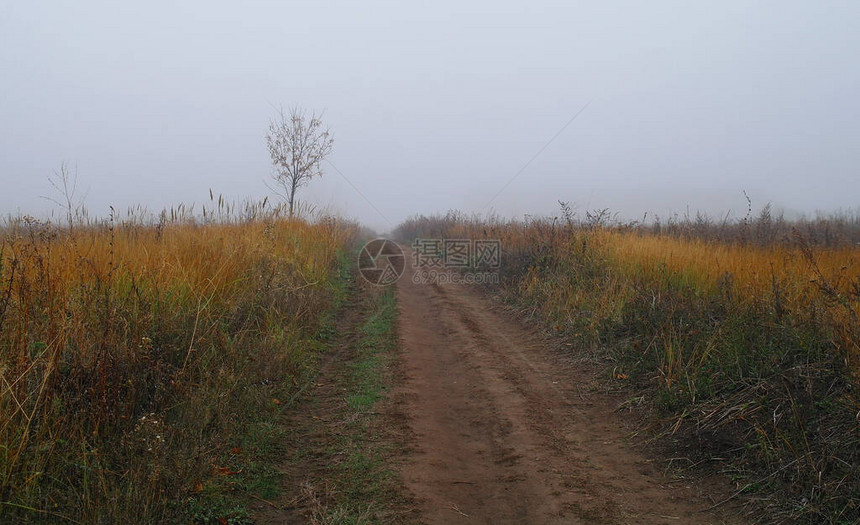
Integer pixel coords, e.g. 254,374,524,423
317,286,402,524
246,277,406,524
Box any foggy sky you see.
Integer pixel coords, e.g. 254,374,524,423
2,1,858,232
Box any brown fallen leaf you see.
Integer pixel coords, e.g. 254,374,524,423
211,466,242,476
612,368,628,380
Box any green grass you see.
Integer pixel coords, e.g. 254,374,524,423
317,287,401,524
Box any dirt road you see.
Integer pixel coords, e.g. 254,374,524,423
394,275,739,524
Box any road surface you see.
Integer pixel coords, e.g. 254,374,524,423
394,275,738,524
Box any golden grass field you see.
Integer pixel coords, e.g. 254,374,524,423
0,211,358,522
410,216,860,369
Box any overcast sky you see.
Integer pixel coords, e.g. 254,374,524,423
1,1,858,232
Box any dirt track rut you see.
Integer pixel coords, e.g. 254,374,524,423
394,276,738,524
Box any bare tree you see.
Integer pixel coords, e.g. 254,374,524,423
265,106,334,217
42,161,86,232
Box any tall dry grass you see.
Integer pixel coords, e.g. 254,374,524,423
0,203,358,523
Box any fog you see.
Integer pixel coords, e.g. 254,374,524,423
2,1,858,232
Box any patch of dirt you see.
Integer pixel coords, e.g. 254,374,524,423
394,274,745,524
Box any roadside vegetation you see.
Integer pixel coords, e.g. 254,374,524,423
0,198,359,523
394,205,860,523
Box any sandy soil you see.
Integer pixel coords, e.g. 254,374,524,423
393,275,742,524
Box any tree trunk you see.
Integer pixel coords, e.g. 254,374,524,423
289,176,298,217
